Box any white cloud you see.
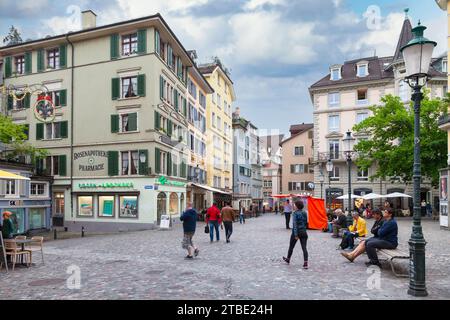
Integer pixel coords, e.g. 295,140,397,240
41,5,81,35
115,0,209,18
244,0,287,11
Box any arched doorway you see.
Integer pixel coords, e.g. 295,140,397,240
169,193,179,216
157,192,167,225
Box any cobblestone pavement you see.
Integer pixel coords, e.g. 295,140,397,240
1,214,449,300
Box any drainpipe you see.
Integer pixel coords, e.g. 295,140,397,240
66,33,75,219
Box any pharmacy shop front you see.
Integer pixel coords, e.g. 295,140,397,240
68,177,186,232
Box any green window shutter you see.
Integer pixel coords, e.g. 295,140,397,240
139,150,149,175
160,76,164,100
108,151,119,176
137,29,147,54
137,74,146,97
37,50,45,72
167,153,172,176
112,78,120,100
36,123,44,140
60,121,68,138
154,30,160,55
154,111,160,130
59,44,67,68
174,89,178,108
111,114,119,133
59,155,67,176
183,98,187,116
4,56,12,78
168,46,172,66
24,93,31,108
128,113,138,131
7,95,13,110
59,89,67,106
167,119,172,137
110,34,119,60
155,148,161,174
181,160,187,178
25,52,32,74
290,165,294,173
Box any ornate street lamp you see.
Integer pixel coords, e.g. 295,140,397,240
401,21,436,297
343,130,356,224
326,158,334,213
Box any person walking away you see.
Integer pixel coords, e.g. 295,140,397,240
331,209,347,238
275,205,278,215
206,203,222,242
339,212,367,250
239,204,246,224
341,208,384,262
221,203,234,243
1,211,14,239
426,202,432,218
421,200,427,217
180,203,199,259
282,200,309,269
284,199,293,229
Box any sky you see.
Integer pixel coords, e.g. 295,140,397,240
0,0,447,136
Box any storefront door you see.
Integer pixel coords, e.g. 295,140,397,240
53,192,65,227
157,192,167,225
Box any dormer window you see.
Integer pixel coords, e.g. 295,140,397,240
443,59,448,73
357,61,369,77
330,67,341,81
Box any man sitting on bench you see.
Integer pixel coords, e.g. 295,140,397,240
331,209,347,238
341,208,384,262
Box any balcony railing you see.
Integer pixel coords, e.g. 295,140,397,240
317,151,346,162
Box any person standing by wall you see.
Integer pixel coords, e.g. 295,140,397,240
239,202,246,224
221,203,234,243
284,199,293,229
206,203,222,242
180,202,199,259
282,200,309,269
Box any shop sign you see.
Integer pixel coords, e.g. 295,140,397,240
144,185,154,190
79,182,134,189
155,176,186,187
74,150,108,172
159,215,171,229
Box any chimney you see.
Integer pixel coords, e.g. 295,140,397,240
82,10,97,30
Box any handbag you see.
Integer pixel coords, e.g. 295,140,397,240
204,224,210,234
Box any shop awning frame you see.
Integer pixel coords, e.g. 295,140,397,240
0,169,30,180
189,183,231,195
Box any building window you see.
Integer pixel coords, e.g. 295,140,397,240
328,115,340,132
329,140,340,160
291,164,308,174
357,64,368,77
30,182,46,196
45,122,62,140
294,146,304,156
29,208,46,229
47,48,60,69
122,33,138,56
121,151,139,175
121,76,138,98
356,112,368,124
119,113,138,132
330,68,341,81
217,116,222,131
328,92,340,107
99,195,115,217
15,55,25,75
399,80,409,102
330,166,340,181
357,88,368,105
119,195,138,218
357,167,369,181
169,193,179,215
5,180,18,196
217,94,221,109
41,91,61,107
78,196,94,217
199,92,206,109
443,60,448,73
43,156,63,176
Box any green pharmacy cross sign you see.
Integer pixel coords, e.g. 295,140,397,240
79,182,134,189
156,176,186,187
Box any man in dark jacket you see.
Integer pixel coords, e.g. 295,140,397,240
331,209,347,238
180,202,199,259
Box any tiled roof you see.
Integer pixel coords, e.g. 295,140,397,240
280,124,313,146
393,18,413,63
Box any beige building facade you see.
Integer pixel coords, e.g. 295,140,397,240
0,11,203,231
280,124,314,196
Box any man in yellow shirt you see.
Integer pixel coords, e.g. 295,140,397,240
339,212,367,250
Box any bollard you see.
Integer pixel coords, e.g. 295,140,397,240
81,226,85,238
53,228,57,240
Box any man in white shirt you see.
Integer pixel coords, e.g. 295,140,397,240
284,199,293,229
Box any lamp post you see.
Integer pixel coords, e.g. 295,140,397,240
400,21,436,297
319,172,325,199
343,130,356,225
326,159,334,213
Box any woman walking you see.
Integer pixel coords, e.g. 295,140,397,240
282,200,309,269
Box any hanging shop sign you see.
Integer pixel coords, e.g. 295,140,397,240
79,182,134,189
74,150,108,172
155,176,186,187
34,95,55,123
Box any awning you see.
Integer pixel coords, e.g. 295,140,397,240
271,194,291,198
0,169,30,180
189,183,231,195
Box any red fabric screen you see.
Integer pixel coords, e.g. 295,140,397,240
307,197,328,230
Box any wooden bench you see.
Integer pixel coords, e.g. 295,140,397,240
377,248,409,277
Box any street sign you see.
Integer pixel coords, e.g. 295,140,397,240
144,185,154,190
159,215,170,229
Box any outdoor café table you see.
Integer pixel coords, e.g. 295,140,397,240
13,239,34,266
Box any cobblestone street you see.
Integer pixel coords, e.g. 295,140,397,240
1,214,449,300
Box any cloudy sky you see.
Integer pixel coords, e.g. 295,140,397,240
0,0,447,135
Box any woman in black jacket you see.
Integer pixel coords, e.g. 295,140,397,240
282,200,309,269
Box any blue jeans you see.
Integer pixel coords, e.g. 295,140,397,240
209,221,220,241
366,238,396,263
239,214,245,224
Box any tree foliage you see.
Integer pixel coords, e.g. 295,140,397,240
2,25,23,46
352,92,449,187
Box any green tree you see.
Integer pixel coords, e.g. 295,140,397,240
352,92,449,187
2,25,23,46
